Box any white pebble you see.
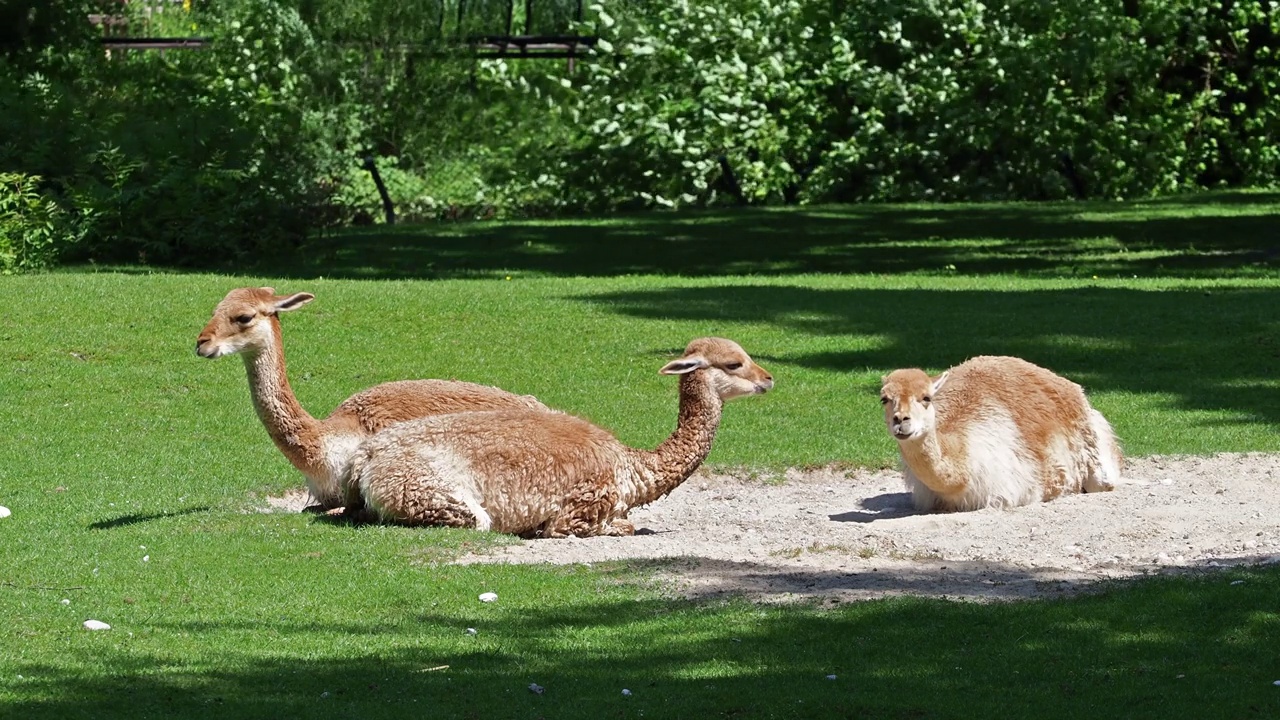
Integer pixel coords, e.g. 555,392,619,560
321,691,330,698
528,683,544,695
142,555,149,563
60,598,70,605
1273,680,1280,686
478,592,498,603
622,689,632,696
826,674,838,680
83,620,111,631
0,506,10,519
465,628,477,635
1159,478,1173,486
1231,580,1245,586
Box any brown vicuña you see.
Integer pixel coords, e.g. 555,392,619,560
879,355,1121,512
346,337,773,538
195,287,547,510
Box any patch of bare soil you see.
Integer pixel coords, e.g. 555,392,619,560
265,453,1280,603
456,453,1280,602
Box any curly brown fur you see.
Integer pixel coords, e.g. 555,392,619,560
351,337,773,537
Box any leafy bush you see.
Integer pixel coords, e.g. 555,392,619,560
3,0,1278,269
0,0,371,267
518,0,1280,209
0,172,83,273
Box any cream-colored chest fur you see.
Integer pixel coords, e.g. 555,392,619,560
307,433,365,505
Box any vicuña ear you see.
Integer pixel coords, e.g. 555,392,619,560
930,370,950,395
273,292,315,313
659,355,708,375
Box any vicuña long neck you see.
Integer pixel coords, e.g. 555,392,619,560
240,319,322,474
898,431,968,495
631,373,723,507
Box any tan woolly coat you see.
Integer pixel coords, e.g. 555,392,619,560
881,355,1122,512
348,337,773,537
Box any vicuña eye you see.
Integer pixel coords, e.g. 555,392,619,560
234,314,254,324
725,362,743,370
879,396,889,405
922,395,932,403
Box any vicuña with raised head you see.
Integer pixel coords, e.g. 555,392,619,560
347,337,773,537
195,287,547,510
880,355,1121,512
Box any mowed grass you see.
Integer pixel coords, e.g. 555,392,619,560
2,195,1279,718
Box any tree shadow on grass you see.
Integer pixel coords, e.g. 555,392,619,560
5,562,1279,719
578,284,1280,425
246,194,1280,280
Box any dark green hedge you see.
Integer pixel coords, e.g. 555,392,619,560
1,0,1276,271
535,0,1280,208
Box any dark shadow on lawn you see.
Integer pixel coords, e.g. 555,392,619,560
577,284,1280,425
241,195,1280,280
88,505,213,530
5,561,1279,719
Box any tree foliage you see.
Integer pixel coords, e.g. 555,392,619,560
1,0,1277,271
539,0,1280,208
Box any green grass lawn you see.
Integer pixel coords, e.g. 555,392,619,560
3,196,1280,718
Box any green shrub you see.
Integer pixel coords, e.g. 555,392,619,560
514,0,1280,209
5,0,1280,264
0,172,83,273
0,0,371,266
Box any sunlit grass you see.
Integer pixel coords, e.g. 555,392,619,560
4,197,1280,718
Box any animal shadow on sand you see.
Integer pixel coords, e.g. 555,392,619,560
828,492,918,523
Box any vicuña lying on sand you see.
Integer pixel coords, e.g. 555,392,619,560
195,287,547,510
345,337,773,537
879,355,1121,512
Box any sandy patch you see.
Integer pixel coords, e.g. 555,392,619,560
266,453,1280,602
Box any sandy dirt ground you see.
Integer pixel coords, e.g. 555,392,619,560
269,453,1280,603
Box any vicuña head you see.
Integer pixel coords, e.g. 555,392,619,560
880,368,945,442
196,286,311,360
346,337,772,538
196,287,547,511
880,355,1121,513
